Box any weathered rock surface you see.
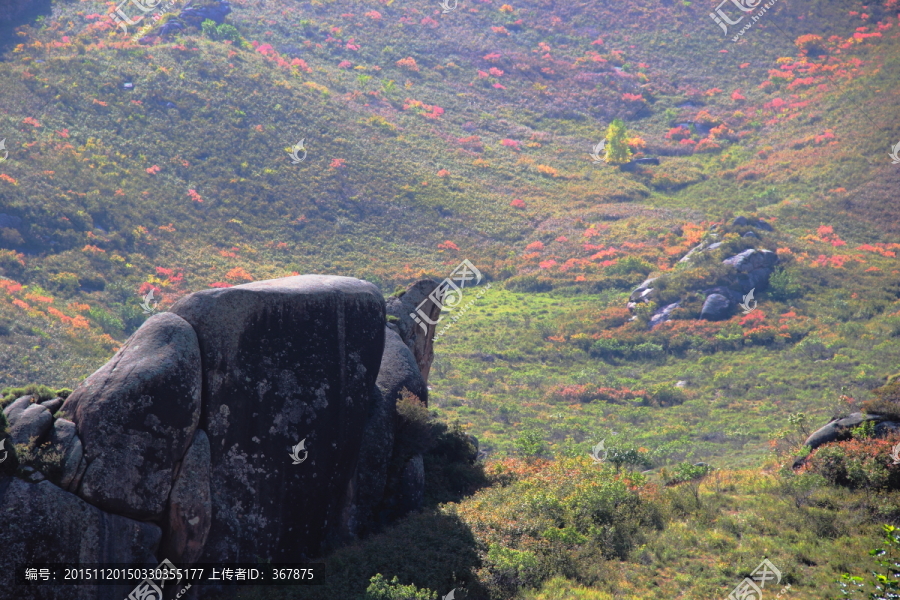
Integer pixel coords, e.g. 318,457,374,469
3,395,35,422
40,397,64,413
377,328,429,405
160,429,211,566
2,274,447,574
722,249,778,292
700,293,731,320
37,418,86,491
0,477,161,599
6,401,52,447
169,275,385,563
398,454,425,514
385,279,441,383
649,302,680,328
344,386,395,538
60,312,202,520
803,412,880,449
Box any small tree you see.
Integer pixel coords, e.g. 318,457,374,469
605,118,632,164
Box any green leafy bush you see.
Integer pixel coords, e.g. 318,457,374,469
1,384,58,407
515,429,547,459
768,267,802,301
363,574,437,600
862,380,900,420
662,462,713,485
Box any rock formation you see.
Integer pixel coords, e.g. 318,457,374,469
628,217,778,326
0,274,442,598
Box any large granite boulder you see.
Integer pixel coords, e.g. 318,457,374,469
386,279,441,383
168,275,385,563
0,477,161,600
160,429,212,566
60,312,203,520
342,386,395,539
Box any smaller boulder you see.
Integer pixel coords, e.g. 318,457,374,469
700,293,731,321
722,249,778,272
2,395,35,424
732,216,749,227
649,302,679,328
38,419,86,491
803,413,879,449
7,403,52,447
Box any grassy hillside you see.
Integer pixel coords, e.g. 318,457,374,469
3,0,900,596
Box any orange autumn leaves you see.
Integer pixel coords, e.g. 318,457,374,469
1,279,90,329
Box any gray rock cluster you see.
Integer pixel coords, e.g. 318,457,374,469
0,275,442,598
628,217,778,326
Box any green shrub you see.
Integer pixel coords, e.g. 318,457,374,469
423,421,487,506
837,524,900,598
604,119,631,165
395,389,439,458
1,384,57,407
767,267,801,301
662,462,713,486
605,256,654,277
504,275,553,293
862,380,900,420
647,385,687,408
87,307,124,334
363,574,437,600
515,429,547,459
486,544,540,593
606,447,652,473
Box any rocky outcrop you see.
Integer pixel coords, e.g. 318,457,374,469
160,429,212,566
0,477,161,598
167,275,385,563
386,279,441,384
0,274,446,585
628,217,778,325
802,412,895,450
794,411,900,469
61,312,202,519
